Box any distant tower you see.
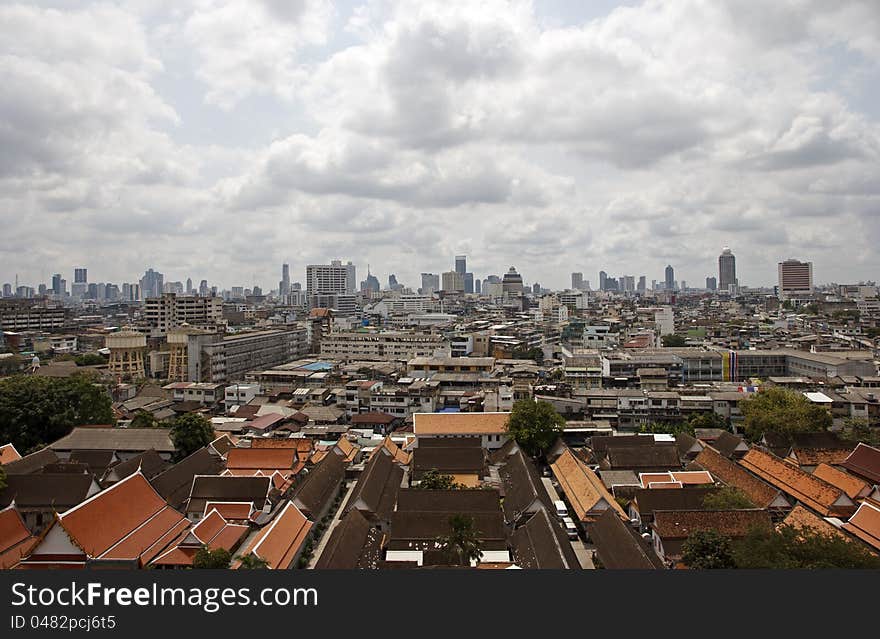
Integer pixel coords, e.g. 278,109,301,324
105,331,147,380
455,255,467,276
719,247,736,292
665,265,675,291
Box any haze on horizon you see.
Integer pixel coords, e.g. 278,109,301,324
1,0,879,291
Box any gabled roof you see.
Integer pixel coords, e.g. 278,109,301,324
150,509,250,567
713,431,749,459
512,509,580,569
343,449,403,522
0,443,21,465
811,463,870,500
587,508,664,569
551,447,627,523
236,501,312,569
842,502,880,552
0,505,36,569
691,446,785,509
226,447,298,471
315,509,382,569
413,412,509,436
639,471,713,489
150,447,224,509
49,427,174,453
333,437,358,463
0,473,99,510
632,487,718,518
652,509,772,540
604,445,681,471
395,488,501,513
782,504,847,540
369,436,411,466
2,448,59,475
499,449,553,523
100,449,168,486
43,472,188,565
740,449,855,517
841,443,880,484
186,475,271,515
412,446,484,475
291,452,346,517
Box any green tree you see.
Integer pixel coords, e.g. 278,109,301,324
236,553,269,569
0,374,115,452
681,530,736,569
0,354,24,376
74,353,107,366
170,413,214,461
505,399,566,458
661,334,687,347
702,487,754,510
192,546,231,569
686,411,730,432
130,410,159,429
839,417,880,447
733,524,880,569
740,387,831,443
639,421,694,436
417,469,461,490
436,514,483,567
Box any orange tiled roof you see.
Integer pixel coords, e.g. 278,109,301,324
739,449,854,517
692,446,782,509
640,471,713,488
812,463,870,500
0,443,22,465
413,412,509,436
226,447,297,471
842,502,880,552
237,501,312,569
203,502,253,520
551,447,627,523
0,505,36,569
370,436,411,466
59,472,187,564
782,504,846,539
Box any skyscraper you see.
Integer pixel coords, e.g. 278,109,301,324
442,271,464,292
706,276,717,291
420,273,440,295
778,259,813,300
475,279,481,295
599,271,608,291
140,268,164,299
186,278,193,295
307,260,354,299
665,265,675,291
74,268,87,284
637,276,646,294
455,255,467,276
464,272,474,294
501,266,524,296
279,263,290,296
719,247,736,292
571,272,584,290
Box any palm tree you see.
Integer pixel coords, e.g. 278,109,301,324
436,514,483,566
236,553,269,569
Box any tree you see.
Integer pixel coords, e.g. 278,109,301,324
236,553,269,569
436,514,483,566
686,411,730,432
130,410,159,429
702,487,754,510
681,530,736,569
661,334,687,347
417,469,461,490
733,524,880,569
839,417,880,447
0,374,115,452
740,386,831,442
74,353,107,367
193,546,231,569
639,421,694,437
169,413,214,461
505,399,566,458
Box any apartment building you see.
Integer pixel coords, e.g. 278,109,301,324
187,326,309,383
320,331,448,361
143,293,222,336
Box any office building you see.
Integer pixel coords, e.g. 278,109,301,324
572,272,584,290
778,259,813,300
442,271,464,292
664,265,675,291
502,266,524,296
706,276,717,291
320,331,448,362
637,276,646,294
187,327,309,383
308,260,357,308
279,263,290,296
143,293,223,337
464,272,474,294
140,269,164,300
420,273,440,295
719,247,736,292
599,271,608,291
455,255,467,276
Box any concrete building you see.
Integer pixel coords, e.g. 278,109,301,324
139,268,164,300
320,331,448,362
778,259,813,301
719,247,736,292
664,265,674,291
306,260,356,307
420,273,440,295
187,327,309,383
572,272,584,290
143,293,223,337
441,271,464,292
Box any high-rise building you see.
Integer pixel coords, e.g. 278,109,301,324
778,259,813,300
719,247,736,292
442,271,464,292
279,263,291,296
501,266,524,296
455,255,467,276
532,282,541,295
420,273,440,295
464,272,474,294
599,271,608,291
2,283,11,298
664,265,675,291
622,275,635,293
572,272,584,290
74,268,87,284
186,278,193,295
706,276,717,291
199,280,209,297
51,274,62,296
637,276,646,294
307,260,355,307
139,268,164,299
475,279,481,295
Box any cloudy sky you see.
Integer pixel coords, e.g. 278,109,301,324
1,0,879,292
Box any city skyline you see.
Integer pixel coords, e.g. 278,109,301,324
2,2,879,291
